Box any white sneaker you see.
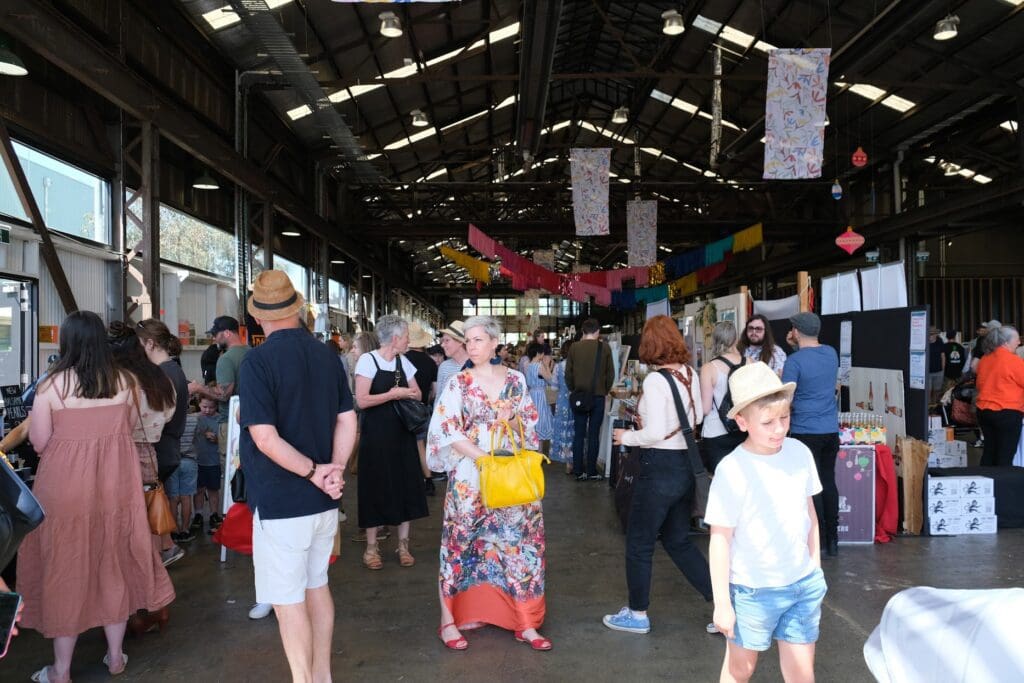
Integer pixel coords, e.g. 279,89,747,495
248,602,273,620
338,509,348,523
160,545,185,567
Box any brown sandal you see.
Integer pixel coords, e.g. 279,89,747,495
363,543,383,570
396,539,415,567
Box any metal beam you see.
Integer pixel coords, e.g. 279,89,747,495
140,123,161,320
515,0,563,161
0,119,78,314
5,0,421,299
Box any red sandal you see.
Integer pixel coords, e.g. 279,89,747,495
514,630,552,651
438,622,468,651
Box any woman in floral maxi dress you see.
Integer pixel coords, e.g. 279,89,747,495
427,315,551,652
550,340,575,469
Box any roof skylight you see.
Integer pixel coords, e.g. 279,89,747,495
203,0,292,31
691,15,777,53
650,89,744,131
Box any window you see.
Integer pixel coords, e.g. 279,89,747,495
274,254,309,300
462,298,476,316
126,202,235,278
329,279,346,309
0,140,110,243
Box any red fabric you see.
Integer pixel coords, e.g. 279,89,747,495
213,502,254,555
874,445,899,543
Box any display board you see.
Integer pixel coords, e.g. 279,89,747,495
836,445,876,543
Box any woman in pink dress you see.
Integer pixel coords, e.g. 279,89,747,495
18,311,174,682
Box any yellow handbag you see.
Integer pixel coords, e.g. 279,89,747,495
477,418,550,509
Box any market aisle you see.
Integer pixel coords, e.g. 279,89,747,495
5,467,1024,681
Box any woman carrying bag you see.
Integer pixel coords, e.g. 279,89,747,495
604,315,715,636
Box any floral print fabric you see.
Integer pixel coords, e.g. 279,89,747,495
550,361,575,463
427,369,547,624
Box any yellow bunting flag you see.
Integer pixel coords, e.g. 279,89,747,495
732,223,763,253
668,273,698,300
440,246,491,284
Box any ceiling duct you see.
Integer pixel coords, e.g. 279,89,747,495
225,0,378,180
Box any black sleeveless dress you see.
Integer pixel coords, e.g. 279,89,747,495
357,352,429,528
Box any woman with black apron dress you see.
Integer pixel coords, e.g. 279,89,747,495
353,315,429,570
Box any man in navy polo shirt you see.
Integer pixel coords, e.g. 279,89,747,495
240,270,356,682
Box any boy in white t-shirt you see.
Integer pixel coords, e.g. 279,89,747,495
704,362,827,683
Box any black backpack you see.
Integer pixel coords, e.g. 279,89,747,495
712,356,744,434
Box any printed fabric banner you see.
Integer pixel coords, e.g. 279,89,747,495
627,200,658,267
763,48,831,179
570,148,611,236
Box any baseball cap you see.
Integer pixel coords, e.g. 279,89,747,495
207,315,240,335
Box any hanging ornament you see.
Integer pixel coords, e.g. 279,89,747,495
835,226,865,255
851,146,868,167
831,180,843,200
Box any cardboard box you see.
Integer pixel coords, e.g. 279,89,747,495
928,416,943,430
951,476,994,498
927,476,961,499
927,427,954,444
933,440,967,457
960,497,996,516
927,498,960,517
928,452,967,468
960,515,997,534
929,515,962,535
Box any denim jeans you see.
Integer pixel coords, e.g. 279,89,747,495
572,397,606,477
791,432,840,543
625,448,713,611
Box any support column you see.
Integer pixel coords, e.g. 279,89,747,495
0,120,78,314
262,202,274,271
124,123,161,321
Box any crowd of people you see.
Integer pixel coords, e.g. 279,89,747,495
4,265,1023,683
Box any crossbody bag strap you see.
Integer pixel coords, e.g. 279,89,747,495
589,341,604,393
657,369,706,476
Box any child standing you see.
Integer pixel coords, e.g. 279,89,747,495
193,397,222,533
167,404,199,543
704,362,827,683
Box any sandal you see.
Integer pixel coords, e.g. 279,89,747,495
362,543,383,570
438,622,468,651
514,629,553,651
102,652,128,676
30,667,70,683
396,539,415,567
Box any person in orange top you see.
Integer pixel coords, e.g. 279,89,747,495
975,325,1024,466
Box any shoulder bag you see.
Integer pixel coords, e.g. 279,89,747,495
658,368,712,519
392,354,432,434
477,417,550,509
0,450,45,572
133,385,177,536
570,342,604,414
711,355,744,434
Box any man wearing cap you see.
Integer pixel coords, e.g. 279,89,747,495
239,269,356,682
406,322,438,495
436,321,468,401
188,315,249,530
782,312,841,557
927,327,946,405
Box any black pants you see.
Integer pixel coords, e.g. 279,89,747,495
702,431,746,474
625,449,712,611
792,432,840,544
572,398,606,477
978,409,1023,466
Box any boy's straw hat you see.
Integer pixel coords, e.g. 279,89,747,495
726,362,797,419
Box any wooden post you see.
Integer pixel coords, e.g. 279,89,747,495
739,285,749,330
797,271,810,312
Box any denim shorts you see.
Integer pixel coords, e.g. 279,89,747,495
730,568,827,651
165,457,198,498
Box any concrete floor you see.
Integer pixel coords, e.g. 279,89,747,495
5,467,1024,682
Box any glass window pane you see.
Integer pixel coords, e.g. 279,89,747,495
274,254,309,299
506,299,517,314
478,301,490,314
159,205,235,278
1,140,110,243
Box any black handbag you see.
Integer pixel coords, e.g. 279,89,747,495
392,355,432,433
570,342,604,414
0,452,45,572
230,468,246,503
658,369,712,519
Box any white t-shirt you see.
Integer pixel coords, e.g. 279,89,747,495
354,350,418,382
704,437,822,588
620,368,702,450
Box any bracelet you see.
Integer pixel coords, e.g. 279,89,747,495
303,462,317,480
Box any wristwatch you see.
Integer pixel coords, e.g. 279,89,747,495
303,462,317,480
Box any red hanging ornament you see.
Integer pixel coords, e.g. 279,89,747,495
835,226,865,255
851,146,868,167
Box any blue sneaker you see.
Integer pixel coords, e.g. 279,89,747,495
602,607,650,634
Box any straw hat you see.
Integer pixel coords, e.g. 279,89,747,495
407,322,434,348
440,320,466,342
726,362,797,419
247,270,305,322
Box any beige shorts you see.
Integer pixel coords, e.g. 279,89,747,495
252,508,338,605
218,421,228,458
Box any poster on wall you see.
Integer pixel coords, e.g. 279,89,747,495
849,368,906,450
836,445,876,544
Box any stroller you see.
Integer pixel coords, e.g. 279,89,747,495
940,375,980,442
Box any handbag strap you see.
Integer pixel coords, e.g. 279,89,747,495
489,419,517,456
658,369,706,476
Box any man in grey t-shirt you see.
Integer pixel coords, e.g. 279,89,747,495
189,315,249,457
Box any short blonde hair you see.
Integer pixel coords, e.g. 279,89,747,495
737,390,792,419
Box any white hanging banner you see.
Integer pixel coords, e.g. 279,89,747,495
753,295,801,320
860,262,908,311
821,269,862,315
570,148,611,236
763,48,831,179
626,200,658,267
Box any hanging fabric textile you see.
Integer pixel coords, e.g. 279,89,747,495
704,236,734,265
731,223,764,253
570,148,611,236
440,246,492,284
763,48,831,179
710,44,723,170
626,200,658,267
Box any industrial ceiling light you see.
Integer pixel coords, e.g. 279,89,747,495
411,109,428,127
612,106,629,124
192,170,220,190
0,38,27,77
281,229,301,237
933,14,959,41
662,10,685,36
379,12,402,38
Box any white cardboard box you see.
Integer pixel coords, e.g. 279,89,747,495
928,416,943,430
951,476,995,498
938,440,968,457
928,452,967,468
960,497,996,516
929,515,963,535
960,515,997,534
927,476,962,499
927,427,953,445
928,498,961,517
